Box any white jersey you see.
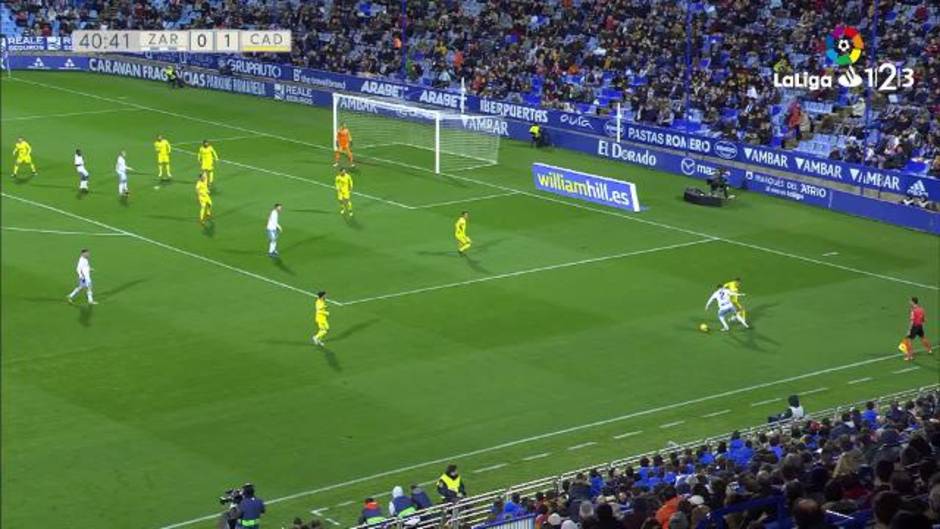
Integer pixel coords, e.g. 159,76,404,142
266,209,281,231
76,255,91,282
115,154,127,176
75,153,89,177
706,287,735,313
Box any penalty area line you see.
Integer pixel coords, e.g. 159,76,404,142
1,193,333,304
338,238,717,305
16,77,936,292
2,226,130,236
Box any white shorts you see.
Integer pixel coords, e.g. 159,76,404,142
267,229,279,242
719,306,736,317
77,277,92,288
77,167,90,179
117,170,127,182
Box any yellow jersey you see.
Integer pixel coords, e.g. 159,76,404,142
197,145,218,167
154,139,171,157
13,141,31,158
455,216,467,238
195,179,210,200
315,298,329,320
335,172,353,196
723,280,740,293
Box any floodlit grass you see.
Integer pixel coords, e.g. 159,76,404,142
1,71,937,529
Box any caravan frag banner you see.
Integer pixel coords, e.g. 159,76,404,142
532,163,641,212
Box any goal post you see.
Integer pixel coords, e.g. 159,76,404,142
332,93,500,174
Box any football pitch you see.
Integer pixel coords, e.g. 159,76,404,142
2,71,938,529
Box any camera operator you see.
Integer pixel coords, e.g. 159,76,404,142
707,168,732,199
237,483,265,529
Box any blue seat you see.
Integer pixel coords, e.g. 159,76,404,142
903,160,928,175
524,94,541,106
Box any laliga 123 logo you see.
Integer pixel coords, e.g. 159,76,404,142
774,25,914,92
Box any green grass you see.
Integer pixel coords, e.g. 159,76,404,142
1,71,938,529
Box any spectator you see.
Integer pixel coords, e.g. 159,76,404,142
791,499,831,529
410,484,433,510
656,487,680,528
357,498,385,525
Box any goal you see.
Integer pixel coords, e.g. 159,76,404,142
332,93,501,174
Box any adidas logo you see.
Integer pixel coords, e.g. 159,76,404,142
28,58,47,69
907,179,928,198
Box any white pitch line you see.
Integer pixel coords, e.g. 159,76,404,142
893,366,921,374
472,463,508,474
0,107,141,121
325,519,341,526
612,431,643,440
174,146,413,210
567,441,597,451
801,387,829,395
847,377,873,385
339,238,717,305
16,77,937,292
174,135,263,146
522,452,550,461
336,501,354,507
18,77,920,527
1,193,334,304
410,191,520,209
659,420,685,429
750,398,780,407
822,252,839,257
2,226,129,236
701,409,731,418
158,353,897,529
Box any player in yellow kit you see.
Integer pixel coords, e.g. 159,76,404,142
154,134,172,180
197,140,219,186
455,211,471,255
723,277,746,319
312,291,330,346
335,169,353,216
195,173,212,223
11,137,37,178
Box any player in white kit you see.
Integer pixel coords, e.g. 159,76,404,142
705,284,748,331
267,203,283,257
115,150,133,196
75,149,90,192
67,249,97,305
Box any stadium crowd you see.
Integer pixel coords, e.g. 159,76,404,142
276,390,940,529
457,390,940,529
4,0,940,176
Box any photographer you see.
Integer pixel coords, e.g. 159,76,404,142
164,65,185,88
707,169,732,199
238,484,266,528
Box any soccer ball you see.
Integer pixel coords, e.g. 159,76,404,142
837,38,853,53
699,323,709,333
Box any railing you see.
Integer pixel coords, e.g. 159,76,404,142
350,384,938,529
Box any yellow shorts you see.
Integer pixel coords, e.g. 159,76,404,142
16,155,32,165
158,154,170,164
337,192,350,201
316,316,330,330
456,235,470,245
199,197,212,206
201,163,214,171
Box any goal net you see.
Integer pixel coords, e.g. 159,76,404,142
333,93,500,173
